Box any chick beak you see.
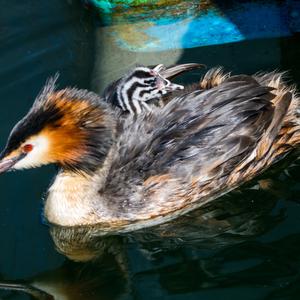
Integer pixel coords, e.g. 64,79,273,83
156,75,184,94
0,153,26,173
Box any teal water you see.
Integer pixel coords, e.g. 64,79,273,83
0,1,300,299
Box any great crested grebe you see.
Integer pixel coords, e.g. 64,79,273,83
0,64,299,233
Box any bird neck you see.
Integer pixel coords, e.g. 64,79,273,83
45,147,117,226
53,95,118,175
62,127,116,175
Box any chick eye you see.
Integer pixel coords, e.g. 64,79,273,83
22,144,33,153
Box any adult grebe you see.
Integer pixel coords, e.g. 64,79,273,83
0,65,299,233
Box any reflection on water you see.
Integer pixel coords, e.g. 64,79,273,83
1,0,300,300
1,173,299,299
0,251,128,300
49,180,282,261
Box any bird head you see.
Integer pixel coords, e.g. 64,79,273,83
118,64,184,102
0,76,115,174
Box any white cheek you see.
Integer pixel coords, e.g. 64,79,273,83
13,135,50,169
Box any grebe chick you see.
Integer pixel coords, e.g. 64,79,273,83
102,63,204,114
0,68,299,232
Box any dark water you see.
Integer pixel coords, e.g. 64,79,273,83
0,1,300,299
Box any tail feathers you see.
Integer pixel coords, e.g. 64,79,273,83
256,91,292,159
227,75,297,182
254,71,287,90
199,67,230,90
256,72,300,168
254,71,298,106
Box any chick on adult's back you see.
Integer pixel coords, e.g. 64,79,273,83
0,67,299,233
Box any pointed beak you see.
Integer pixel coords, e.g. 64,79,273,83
160,63,206,79
0,153,26,173
156,76,184,93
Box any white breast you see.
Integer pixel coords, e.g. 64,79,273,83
44,173,97,226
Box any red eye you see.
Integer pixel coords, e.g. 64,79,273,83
22,144,33,153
